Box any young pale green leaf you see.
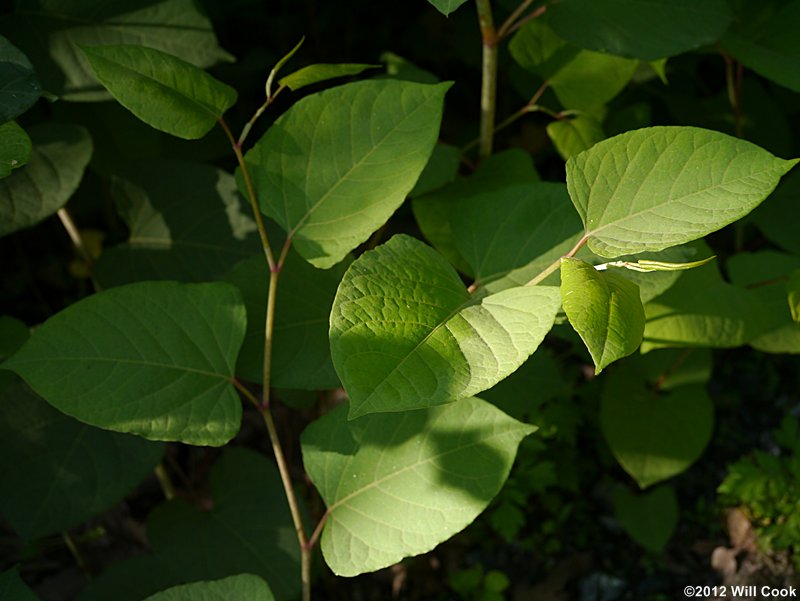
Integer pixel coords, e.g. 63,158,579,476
600,255,716,273
243,79,449,268
561,257,644,373
0,0,232,102
567,126,799,259
0,35,40,122
789,270,800,324
0,316,28,361
81,45,237,140
3,282,246,446
426,0,469,16
642,257,765,353
509,19,637,110
413,149,541,276
0,121,31,179
601,368,713,489
722,1,800,93
75,448,300,601
141,575,274,601
225,251,347,389
0,568,38,601
279,63,378,91
727,251,800,354
301,397,534,576
546,115,605,160
330,235,562,418
0,124,92,239
94,160,260,287
0,378,164,540
547,0,731,60
612,485,678,551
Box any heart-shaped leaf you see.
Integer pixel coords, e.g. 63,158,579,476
561,257,644,373
82,44,237,139
567,126,798,258
4,281,246,446
330,235,562,418
301,397,534,576
243,79,450,268
612,485,678,551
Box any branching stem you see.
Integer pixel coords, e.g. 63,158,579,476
525,234,589,286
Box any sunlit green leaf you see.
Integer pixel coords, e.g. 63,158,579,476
279,63,377,91
81,45,237,139
141,575,274,601
546,115,605,160
567,126,798,258
243,79,449,268
426,0,470,16
561,257,644,373
4,282,246,446
0,123,92,238
302,397,534,575
330,235,561,418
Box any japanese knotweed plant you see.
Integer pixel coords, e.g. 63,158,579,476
1,0,799,599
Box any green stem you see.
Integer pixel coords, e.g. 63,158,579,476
153,463,176,500
525,234,588,286
238,85,286,148
62,532,91,578
475,0,498,158
57,208,94,269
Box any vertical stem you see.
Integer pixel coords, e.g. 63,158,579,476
57,209,94,269
475,0,498,158
153,463,176,500
62,532,91,578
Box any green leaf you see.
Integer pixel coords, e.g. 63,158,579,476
426,0,470,16
413,150,541,276
0,378,164,540
546,116,605,160
547,0,731,60
81,45,237,140
612,485,678,551
142,575,274,601
0,0,232,102
0,123,92,239
225,251,347,389
3,282,246,446
722,1,800,93
0,316,28,361
752,169,800,254
509,19,637,110
567,126,799,259
0,35,40,122
0,121,31,179
301,397,534,576
76,448,300,601
279,63,378,91
380,52,439,84
94,160,260,287
409,143,461,199
330,235,562,418
0,568,38,601
789,270,800,324
243,79,450,268
727,251,800,354
642,257,764,353
601,368,713,489
561,257,644,373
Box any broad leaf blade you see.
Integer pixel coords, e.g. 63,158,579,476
243,79,450,268
613,486,678,551
301,397,534,576
0,34,40,121
225,251,347,389
409,142,461,198
0,121,31,179
279,63,377,91
601,367,713,489
0,316,28,361
561,257,644,373
3,282,246,446
142,575,274,601
82,45,237,139
94,160,260,287
427,0,470,16
0,378,164,540
0,123,92,239
547,0,731,60
330,235,561,418
567,126,799,258
546,116,605,160
0,0,232,102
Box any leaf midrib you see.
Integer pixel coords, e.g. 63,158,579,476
11,354,230,380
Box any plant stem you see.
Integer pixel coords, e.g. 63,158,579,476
218,118,276,270
238,85,286,148
475,0,498,158
721,50,743,138
62,532,91,578
496,0,547,40
153,463,176,500
57,208,94,269
525,234,588,286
